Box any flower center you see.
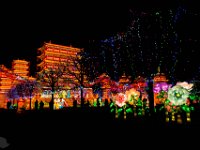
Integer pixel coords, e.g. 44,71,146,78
175,93,181,98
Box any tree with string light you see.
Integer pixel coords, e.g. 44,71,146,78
7,79,40,110
65,49,96,107
37,62,67,110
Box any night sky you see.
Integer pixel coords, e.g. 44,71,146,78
0,1,199,81
0,2,130,75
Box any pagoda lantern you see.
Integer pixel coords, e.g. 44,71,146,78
133,76,147,92
37,42,82,105
99,73,111,102
118,73,131,93
153,66,168,106
0,60,33,109
12,59,30,79
132,76,148,101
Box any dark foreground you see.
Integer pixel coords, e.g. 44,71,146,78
0,107,200,149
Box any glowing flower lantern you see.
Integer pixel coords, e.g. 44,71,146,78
115,93,127,107
153,67,168,106
168,85,190,106
168,82,193,106
112,93,127,119
125,88,145,117
153,82,171,104
153,84,161,94
176,82,193,91
153,82,171,93
165,82,194,124
125,88,140,105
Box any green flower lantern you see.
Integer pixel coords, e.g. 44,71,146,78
168,85,189,106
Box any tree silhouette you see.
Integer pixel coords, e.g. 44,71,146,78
7,86,19,107
65,50,95,107
37,62,67,110
7,79,39,110
23,79,40,110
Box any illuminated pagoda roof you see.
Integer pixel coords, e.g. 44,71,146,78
119,73,131,85
95,73,111,89
38,42,82,53
153,66,168,82
12,59,29,65
134,76,146,83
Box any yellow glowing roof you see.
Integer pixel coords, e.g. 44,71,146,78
12,59,29,64
154,73,168,82
44,42,81,50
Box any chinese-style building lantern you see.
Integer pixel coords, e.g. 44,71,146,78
132,76,148,101
96,73,112,102
133,76,147,91
0,60,33,109
12,59,30,78
153,66,168,106
37,42,83,104
118,73,131,92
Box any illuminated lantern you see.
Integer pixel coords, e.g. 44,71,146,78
118,73,131,93
0,65,13,108
37,42,82,103
168,85,189,106
125,88,140,105
0,60,33,109
176,82,193,91
133,76,147,90
98,73,111,102
115,93,127,107
153,66,168,106
114,93,127,119
12,59,30,79
153,82,171,104
165,82,194,124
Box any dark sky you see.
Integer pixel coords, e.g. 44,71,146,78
0,2,131,75
0,1,199,77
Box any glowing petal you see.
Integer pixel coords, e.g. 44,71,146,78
168,85,189,106
176,82,193,91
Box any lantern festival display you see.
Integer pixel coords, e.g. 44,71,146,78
0,60,32,109
37,42,82,105
164,82,195,124
153,67,168,106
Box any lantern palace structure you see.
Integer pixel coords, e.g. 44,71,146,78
0,65,13,107
0,59,32,108
153,66,168,106
37,42,88,105
132,76,148,100
37,42,81,85
12,59,30,78
37,42,81,70
99,73,111,102
118,73,131,93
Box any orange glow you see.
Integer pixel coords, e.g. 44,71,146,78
12,59,30,78
0,60,32,108
37,42,84,104
153,72,168,106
